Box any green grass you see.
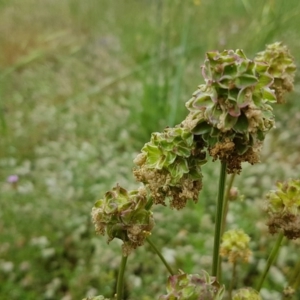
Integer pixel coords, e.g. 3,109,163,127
1,0,300,299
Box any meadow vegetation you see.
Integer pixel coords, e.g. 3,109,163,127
0,0,300,299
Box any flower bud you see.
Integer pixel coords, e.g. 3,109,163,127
91,185,154,255
220,229,252,263
233,288,262,300
266,179,300,240
159,270,225,300
133,127,206,209
183,48,280,174
255,42,296,103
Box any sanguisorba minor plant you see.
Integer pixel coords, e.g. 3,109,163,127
88,42,296,300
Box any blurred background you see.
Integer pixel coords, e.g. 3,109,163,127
1,0,300,299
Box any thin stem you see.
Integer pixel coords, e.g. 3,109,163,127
145,197,153,210
146,237,175,275
228,262,237,300
218,172,236,282
295,270,300,290
221,173,236,236
256,232,284,291
212,161,227,280
116,255,128,300
289,257,300,288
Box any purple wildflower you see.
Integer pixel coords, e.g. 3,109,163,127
7,175,19,183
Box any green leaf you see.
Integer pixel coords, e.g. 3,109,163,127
224,64,238,76
255,61,269,74
181,130,194,146
164,151,177,166
257,130,265,141
205,104,222,126
144,144,164,169
261,107,274,119
189,160,204,179
256,73,273,89
192,121,212,135
224,113,238,130
237,60,249,74
159,139,173,151
218,76,234,89
94,199,104,208
262,87,277,103
237,87,252,108
168,157,189,180
173,143,191,158
210,126,220,137
234,139,250,155
228,88,239,102
206,135,219,146
236,49,247,59
192,94,213,109
235,74,258,88
233,113,249,133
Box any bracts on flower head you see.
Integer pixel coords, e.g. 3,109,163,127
91,185,154,256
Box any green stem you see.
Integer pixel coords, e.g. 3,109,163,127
146,237,175,275
221,173,236,236
256,232,284,291
116,255,128,300
218,172,236,282
228,262,237,300
145,197,153,210
212,161,227,280
289,256,300,288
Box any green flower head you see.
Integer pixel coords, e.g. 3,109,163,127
220,229,252,263
183,48,279,174
233,288,262,300
133,126,206,209
255,42,296,103
159,270,225,300
91,185,154,255
266,179,300,240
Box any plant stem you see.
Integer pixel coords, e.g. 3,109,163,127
289,256,300,288
228,262,237,300
145,197,153,210
116,255,128,300
256,232,284,291
212,161,227,280
146,237,175,275
218,172,236,282
221,173,236,236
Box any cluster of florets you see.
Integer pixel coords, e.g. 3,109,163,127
159,270,225,300
133,127,206,209
232,288,262,300
220,229,252,263
91,43,295,260
91,185,154,255
182,48,280,173
255,42,296,104
265,179,300,240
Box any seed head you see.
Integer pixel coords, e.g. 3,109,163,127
91,185,154,255
133,127,206,209
184,49,278,173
